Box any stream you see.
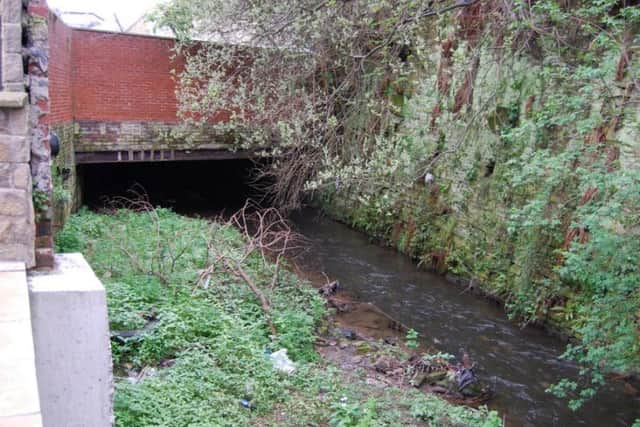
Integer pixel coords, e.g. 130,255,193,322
291,209,640,427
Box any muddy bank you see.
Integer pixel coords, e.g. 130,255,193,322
297,266,493,408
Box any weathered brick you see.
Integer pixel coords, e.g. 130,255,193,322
35,248,54,268
0,189,28,216
0,136,29,162
35,235,52,249
36,219,51,237
1,23,22,54
12,164,31,189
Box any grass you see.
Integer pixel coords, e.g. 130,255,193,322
56,207,502,427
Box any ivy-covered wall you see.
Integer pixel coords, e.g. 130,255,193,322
318,3,640,388
51,123,79,234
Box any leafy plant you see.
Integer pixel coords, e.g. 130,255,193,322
405,328,419,350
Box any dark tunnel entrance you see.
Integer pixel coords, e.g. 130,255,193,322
79,159,269,215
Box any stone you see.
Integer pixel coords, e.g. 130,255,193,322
0,163,12,186
29,76,49,102
1,0,23,24
10,218,32,242
2,82,26,92
3,53,25,84
0,136,29,162
12,163,31,189
0,92,27,108
0,243,34,268
0,220,11,242
7,108,29,136
0,189,27,216
2,23,22,54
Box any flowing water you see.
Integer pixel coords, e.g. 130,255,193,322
291,209,640,427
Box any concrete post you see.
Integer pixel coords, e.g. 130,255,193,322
29,254,114,427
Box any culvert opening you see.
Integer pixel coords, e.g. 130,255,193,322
79,159,269,215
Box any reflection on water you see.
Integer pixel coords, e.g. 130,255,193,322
292,209,640,427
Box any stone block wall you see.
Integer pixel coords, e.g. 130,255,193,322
0,0,36,267
27,0,53,268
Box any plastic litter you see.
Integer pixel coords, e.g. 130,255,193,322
270,348,296,374
239,399,253,409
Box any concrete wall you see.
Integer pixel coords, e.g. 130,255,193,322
0,261,43,427
29,253,114,427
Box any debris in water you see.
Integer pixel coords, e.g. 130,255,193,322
340,328,358,340
319,280,340,296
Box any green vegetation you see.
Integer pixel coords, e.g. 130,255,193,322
149,0,638,411
313,0,640,409
56,208,501,426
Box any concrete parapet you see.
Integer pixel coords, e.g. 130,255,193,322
28,253,114,427
0,261,43,427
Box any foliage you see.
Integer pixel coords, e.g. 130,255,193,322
307,0,639,410
150,0,639,411
56,208,501,426
32,187,49,218
151,0,477,209
405,328,419,349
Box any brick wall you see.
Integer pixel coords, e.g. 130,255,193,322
47,19,183,124
71,29,182,122
48,13,73,124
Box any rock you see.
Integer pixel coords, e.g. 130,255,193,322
373,356,401,374
339,328,357,340
319,281,340,296
383,336,398,346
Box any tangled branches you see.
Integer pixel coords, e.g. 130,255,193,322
151,0,481,210
196,201,307,336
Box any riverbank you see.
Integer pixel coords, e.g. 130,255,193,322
55,208,501,426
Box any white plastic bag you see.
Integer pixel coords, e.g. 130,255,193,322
270,349,296,374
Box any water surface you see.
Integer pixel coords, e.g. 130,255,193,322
292,210,639,427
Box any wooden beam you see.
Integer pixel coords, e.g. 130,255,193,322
75,149,254,164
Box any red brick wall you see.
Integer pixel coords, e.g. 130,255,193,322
47,17,185,124
71,30,183,122
46,15,232,129
48,12,74,124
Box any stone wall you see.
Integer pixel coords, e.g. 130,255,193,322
317,8,639,330
0,0,36,267
27,0,54,268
